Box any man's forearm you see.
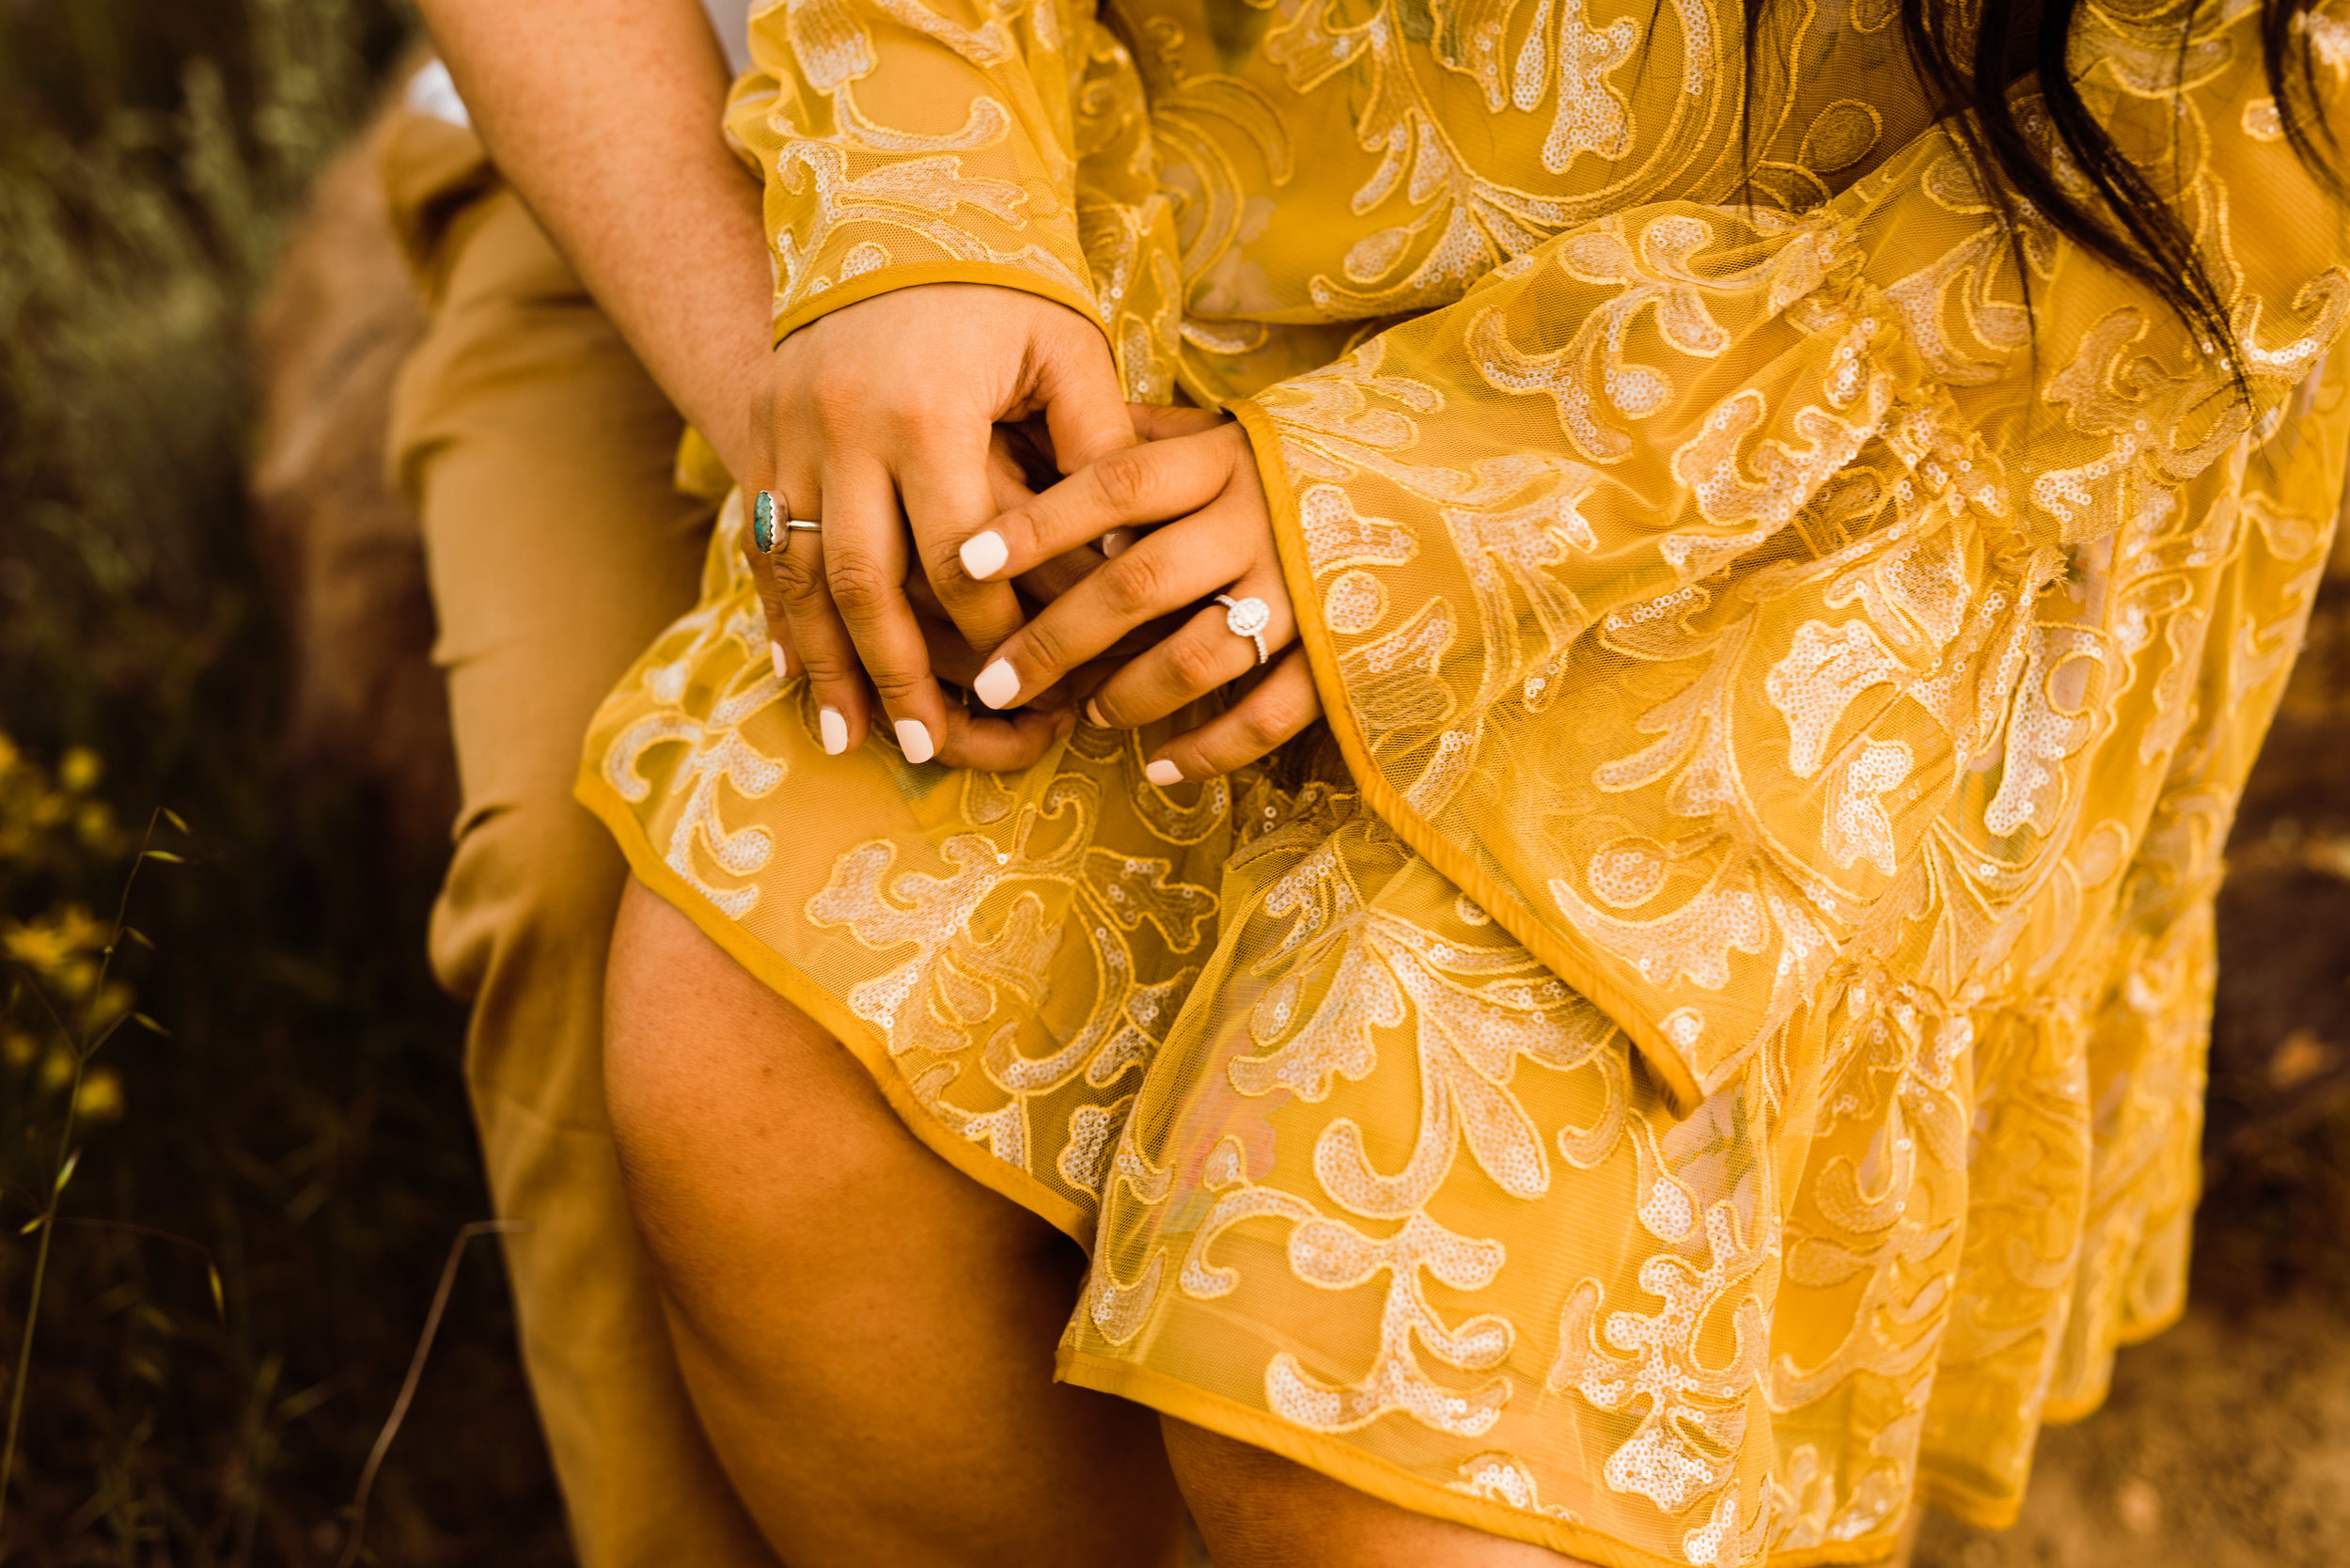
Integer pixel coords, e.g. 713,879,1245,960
417,0,772,478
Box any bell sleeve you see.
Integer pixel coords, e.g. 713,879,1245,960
1232,11,2350,1111
726,0,1118,342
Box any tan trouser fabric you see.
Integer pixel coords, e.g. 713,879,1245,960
381,109,774,1568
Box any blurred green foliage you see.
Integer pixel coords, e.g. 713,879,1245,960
0,1,566,1561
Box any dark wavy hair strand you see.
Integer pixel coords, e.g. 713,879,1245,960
1741,0,2346,397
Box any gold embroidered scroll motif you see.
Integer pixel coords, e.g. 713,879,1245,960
581,0,2350,1561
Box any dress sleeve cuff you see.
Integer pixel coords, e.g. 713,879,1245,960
773,260,1111,350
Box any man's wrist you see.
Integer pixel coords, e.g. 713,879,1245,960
666,335,772,484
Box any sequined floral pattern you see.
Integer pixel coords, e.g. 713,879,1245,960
582,0,2350,1562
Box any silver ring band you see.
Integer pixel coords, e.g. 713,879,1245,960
751,491,822,553
1216,594,1271,666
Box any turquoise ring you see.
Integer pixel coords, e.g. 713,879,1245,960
751,491,820,553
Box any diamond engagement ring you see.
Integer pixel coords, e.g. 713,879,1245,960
1216,594,1272,666
751,490,822,554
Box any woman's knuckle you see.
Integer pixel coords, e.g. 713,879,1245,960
826,557,894,616
893,395,953,436
1241,700,1296,750
1092,451,1152,510
1170,745,1216,779
921,535,974,588
798,647,853,684
870,667,926,704
1022,620,1074,675
773,553,826,601
1100,551,1163,617
1167,636,1227,693
1020,624,1063,672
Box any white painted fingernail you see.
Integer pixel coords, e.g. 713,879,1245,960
1086,699,1108,729
894,717,935,764
1102,527,1137,558
819,707,848,755
1145,759,1183,787
961,529,1009,579
770,641,791,681
974,659,1021,710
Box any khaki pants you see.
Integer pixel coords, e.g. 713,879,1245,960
382,109,773,1568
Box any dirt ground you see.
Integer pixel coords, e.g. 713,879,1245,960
1916,1296,2350,1567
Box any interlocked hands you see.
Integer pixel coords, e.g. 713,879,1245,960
741,282,1322,780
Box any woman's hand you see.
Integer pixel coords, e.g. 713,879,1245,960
741,282,1132,771
957,410,1326,783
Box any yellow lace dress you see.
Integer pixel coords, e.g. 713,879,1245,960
575,0,2350,1561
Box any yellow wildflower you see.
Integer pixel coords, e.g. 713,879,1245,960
75,800,120,854
55,957,100,1001
90,980,133,1031
58,747,102,793
2,904,111,975
73,1066,125,1122
39,1046,75,1092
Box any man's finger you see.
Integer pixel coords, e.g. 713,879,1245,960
930,699,1074,774
986,427,1042,514
1127,403,1229,443
1031,318,1136,476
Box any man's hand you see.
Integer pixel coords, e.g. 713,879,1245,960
742,283,1134,771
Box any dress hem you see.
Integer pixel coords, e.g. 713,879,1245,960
1058,1351,1914,1567
2038,1291,2192,1428
1907,1474,2022,1532
578,741,2104,1559
574,761,1100,1252
1903,1295,2195,1533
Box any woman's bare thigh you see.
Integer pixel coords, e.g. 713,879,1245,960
1161,1419,1923,1568
1161,1419,1601,1568
603,876,1185,1568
